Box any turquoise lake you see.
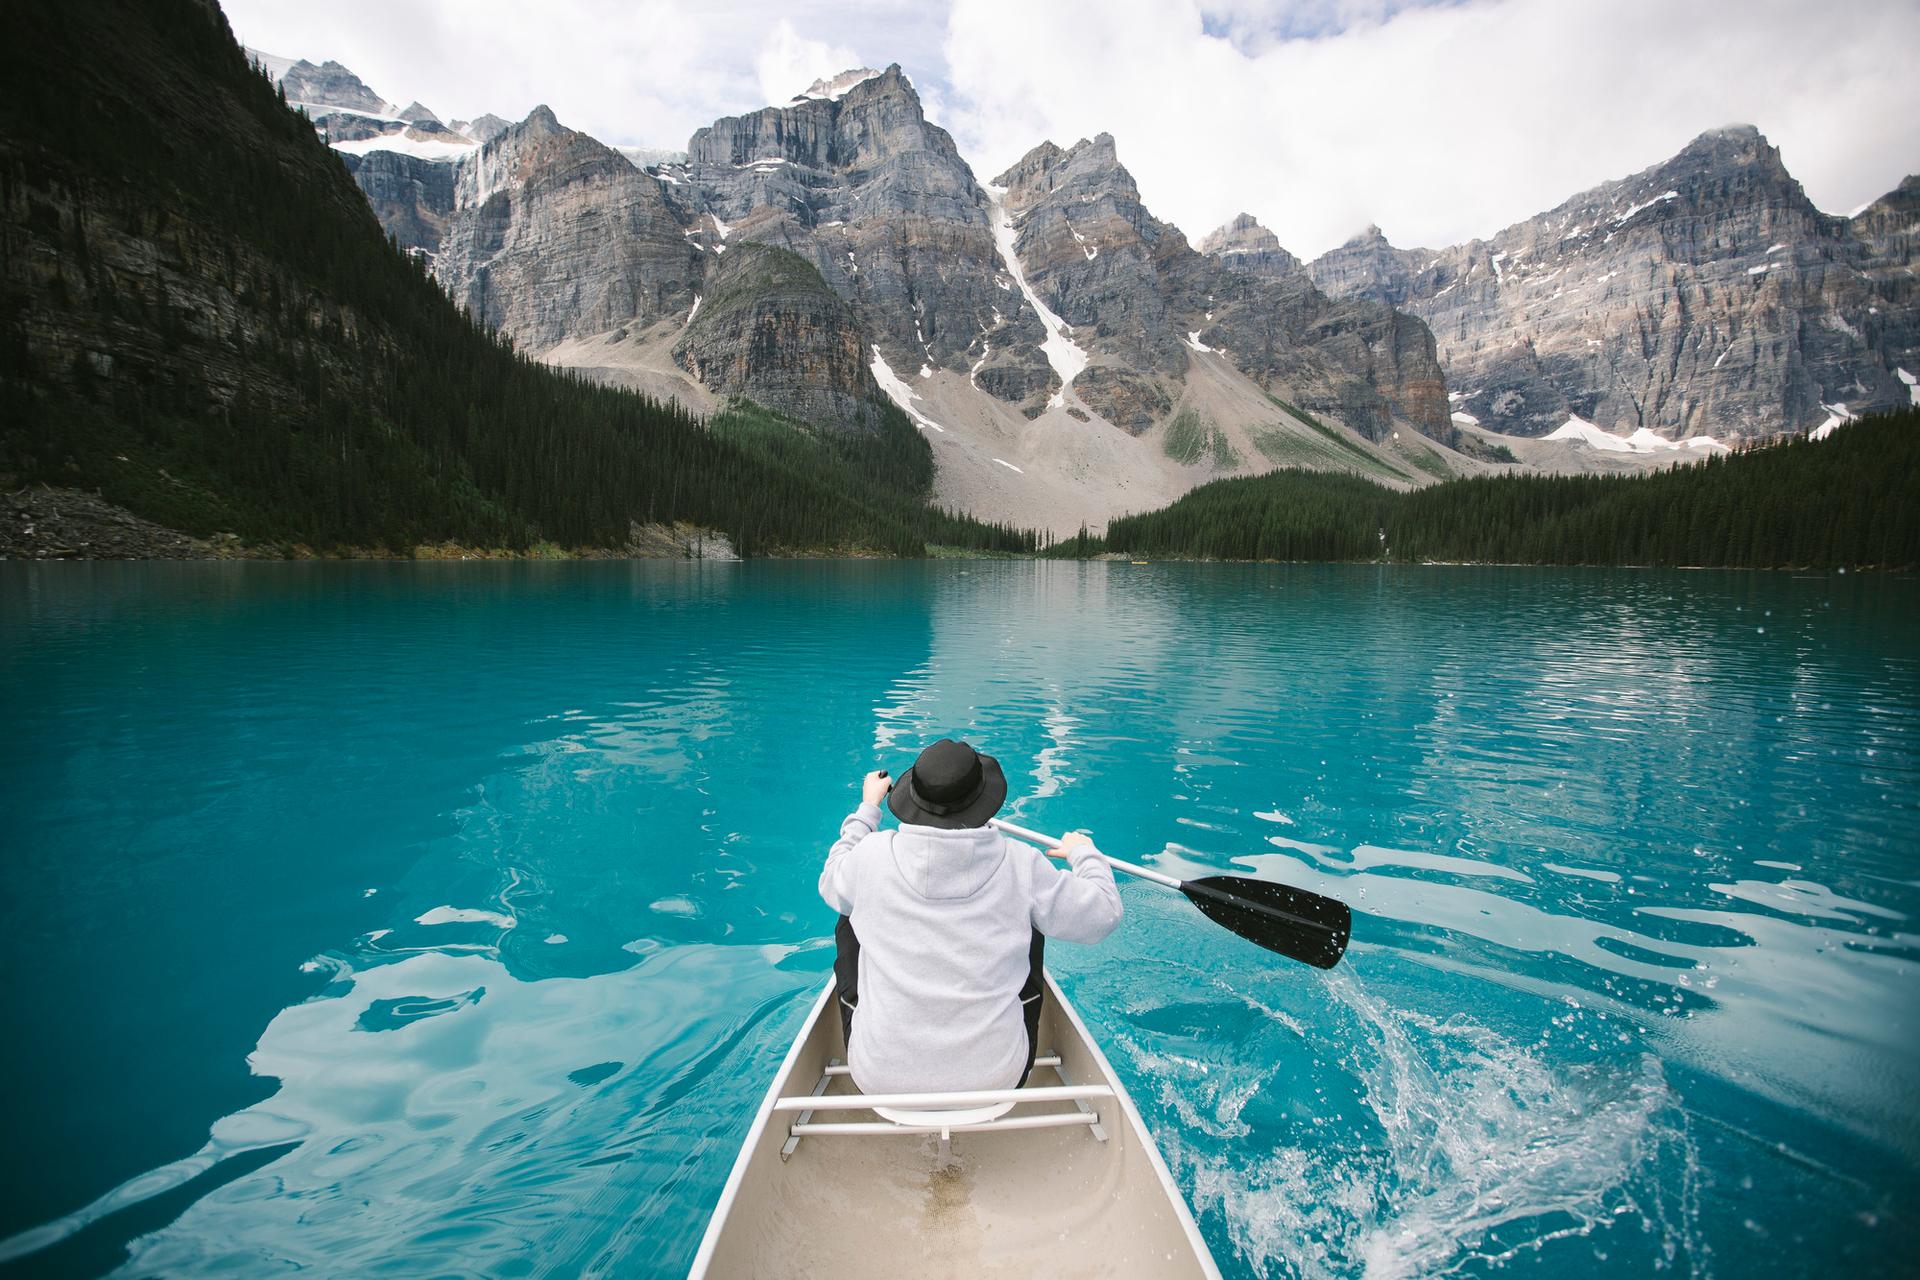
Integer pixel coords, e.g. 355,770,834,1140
1,561,1915,1278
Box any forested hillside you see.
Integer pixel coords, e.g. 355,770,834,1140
0,0,1026,556
1066,410,1918,569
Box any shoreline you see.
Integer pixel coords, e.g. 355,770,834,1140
7,487,1908,573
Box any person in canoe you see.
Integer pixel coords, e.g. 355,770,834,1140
819,738,1123,1096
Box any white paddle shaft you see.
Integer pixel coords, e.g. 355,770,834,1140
987,818,1183,889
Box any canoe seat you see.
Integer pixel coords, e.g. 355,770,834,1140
775,1055,1113,1155
872,1100,1016,1130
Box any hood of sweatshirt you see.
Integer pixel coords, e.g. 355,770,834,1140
889,823,1008,900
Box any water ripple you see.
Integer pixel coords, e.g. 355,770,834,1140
3,562,1915,1277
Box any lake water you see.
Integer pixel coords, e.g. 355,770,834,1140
1,561,1915,1278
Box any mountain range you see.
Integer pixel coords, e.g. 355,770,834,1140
2,0,1911,561
251,44,1917,534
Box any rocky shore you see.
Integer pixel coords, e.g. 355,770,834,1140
0,488,747,561
1,486,222,559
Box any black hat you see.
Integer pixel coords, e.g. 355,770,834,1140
887,738,1008,830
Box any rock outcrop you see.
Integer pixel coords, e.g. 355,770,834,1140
673,243,882,431
436,105,703,349
1306,126,1919,439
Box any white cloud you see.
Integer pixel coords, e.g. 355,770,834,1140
221,0,1919,261
220,0,931,149
754,19,863,106
940,0,1920,257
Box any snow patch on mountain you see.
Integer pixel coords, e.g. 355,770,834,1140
1613,190,1680,224
1546,416,1726,454
985,185,1088,407
791,68,881,103
245,46,298,81
619,146,687,169
870,346,945,432
1811,402,1855,439
1547,416,1636,452
332,133,474,163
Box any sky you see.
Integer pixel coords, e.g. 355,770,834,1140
221,0,1920,259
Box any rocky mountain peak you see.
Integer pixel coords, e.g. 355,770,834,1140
279,58,390,115
995,133,1139,217
520,103,562,134
686,62,952,175
438,101,700,352
1852,173,1920,232
1678,122,1765,155
1200,212,1282,255
398,100,441,126
455,113,512,144
1199,213,1304,282
1663,123,1799,193
454,104,633,218
1308,224,1421,304
663,62,1013,394
1308,121,1915,440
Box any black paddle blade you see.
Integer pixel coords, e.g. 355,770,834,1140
1180,875,1351,968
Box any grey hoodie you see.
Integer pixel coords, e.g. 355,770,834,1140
819,801,1123,1094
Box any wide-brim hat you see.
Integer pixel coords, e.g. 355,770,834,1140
887,738,1007,829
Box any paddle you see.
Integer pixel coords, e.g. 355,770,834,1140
987,817,1352,969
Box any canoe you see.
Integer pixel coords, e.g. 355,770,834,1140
689,970,1221,1279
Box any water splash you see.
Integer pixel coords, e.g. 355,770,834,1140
1139,973,1703,1279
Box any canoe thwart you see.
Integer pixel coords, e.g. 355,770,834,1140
789,1111,1103,1138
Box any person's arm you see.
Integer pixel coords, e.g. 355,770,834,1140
1027,831,1123,943
818,770,891,915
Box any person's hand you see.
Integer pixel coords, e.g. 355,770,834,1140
1048,831,1092,860
861,769,891,806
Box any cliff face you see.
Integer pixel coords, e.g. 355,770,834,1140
340,151,454,254
1307,127,1919,439
1849,174,1920,405
673,244,881,431
999,138,1451,441
435,106,704,349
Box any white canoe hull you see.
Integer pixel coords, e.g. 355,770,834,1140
689,970,1220,1279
